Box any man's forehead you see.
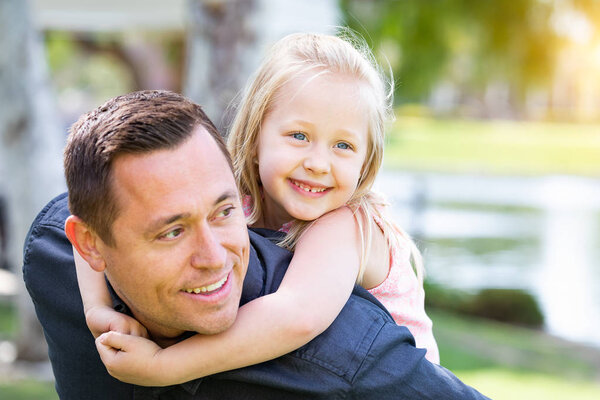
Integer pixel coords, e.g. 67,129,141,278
110,128,238,218
113,126,231,178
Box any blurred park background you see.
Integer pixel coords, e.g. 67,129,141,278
1,0,600,399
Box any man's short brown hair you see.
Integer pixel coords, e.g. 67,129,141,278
64,90,231,246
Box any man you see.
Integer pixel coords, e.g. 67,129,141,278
23,90,489,399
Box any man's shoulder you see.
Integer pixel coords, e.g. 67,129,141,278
288,293,490,399
28,192,69,230
243,229,292,302
292,290,403,382
207,291,416,398
23,193,70,266
247,228,292,274
23,192,73,288
248,228,286,250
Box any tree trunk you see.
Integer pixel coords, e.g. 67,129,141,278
0,0,65,361
184,0,260,134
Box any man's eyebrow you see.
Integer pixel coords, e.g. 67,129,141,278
144,190,239,235
215,190,239,205
145,213,191,235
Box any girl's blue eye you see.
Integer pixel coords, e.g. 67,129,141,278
292,132,307,141
335,142,352,150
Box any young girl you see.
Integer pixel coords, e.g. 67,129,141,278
79,31,439,386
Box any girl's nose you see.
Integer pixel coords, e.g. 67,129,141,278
303,147,331,175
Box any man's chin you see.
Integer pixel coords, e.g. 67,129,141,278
150,312,238,346
190,307,239,335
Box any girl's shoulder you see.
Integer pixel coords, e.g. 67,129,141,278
312,205,358,227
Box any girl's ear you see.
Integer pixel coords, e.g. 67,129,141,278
65,215,107,272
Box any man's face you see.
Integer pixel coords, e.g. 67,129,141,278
97,128,249,342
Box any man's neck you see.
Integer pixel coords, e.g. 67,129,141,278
150,332,184,348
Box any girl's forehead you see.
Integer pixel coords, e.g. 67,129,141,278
273,71,374,113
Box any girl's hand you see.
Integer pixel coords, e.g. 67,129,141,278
96,331,170,386
85,306,148,339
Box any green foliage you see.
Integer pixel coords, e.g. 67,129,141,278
424,282,544,327
467,288,544,327
45,32,78,72
340,0,562,104
0,301,16,337
423,281,471,312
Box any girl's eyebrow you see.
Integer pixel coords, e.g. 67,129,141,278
283,119,314,129
339,130,362,139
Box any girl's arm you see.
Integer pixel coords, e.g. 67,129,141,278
74,247,148,339
96,206,369,386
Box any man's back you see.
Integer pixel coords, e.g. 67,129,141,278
24,193,489,399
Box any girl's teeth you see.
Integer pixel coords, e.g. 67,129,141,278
294,181,325,193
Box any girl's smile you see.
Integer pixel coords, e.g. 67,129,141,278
288,178,332,196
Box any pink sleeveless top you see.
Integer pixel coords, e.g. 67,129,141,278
243,195,439,363
367,215,439,363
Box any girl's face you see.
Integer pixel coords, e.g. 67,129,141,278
256,72,370,229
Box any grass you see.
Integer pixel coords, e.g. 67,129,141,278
458,370,600,400
0,381,58,400
384,116,600,176
432,309,600,399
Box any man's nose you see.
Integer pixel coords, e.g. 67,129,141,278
190,225,226,269
303,145,331,175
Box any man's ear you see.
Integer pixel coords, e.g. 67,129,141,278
65,215,107,272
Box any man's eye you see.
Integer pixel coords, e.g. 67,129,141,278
216,206,235,219
291,132,307,141
160,228,183,240
335,142,353,150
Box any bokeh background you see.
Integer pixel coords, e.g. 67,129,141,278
1,1,599,399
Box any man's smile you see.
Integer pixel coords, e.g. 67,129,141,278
182,273,229,295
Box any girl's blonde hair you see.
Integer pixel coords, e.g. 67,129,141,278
227,31,424,284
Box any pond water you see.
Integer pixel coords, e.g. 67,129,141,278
375,171,600,348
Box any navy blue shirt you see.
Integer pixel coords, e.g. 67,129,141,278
23,193,489,399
